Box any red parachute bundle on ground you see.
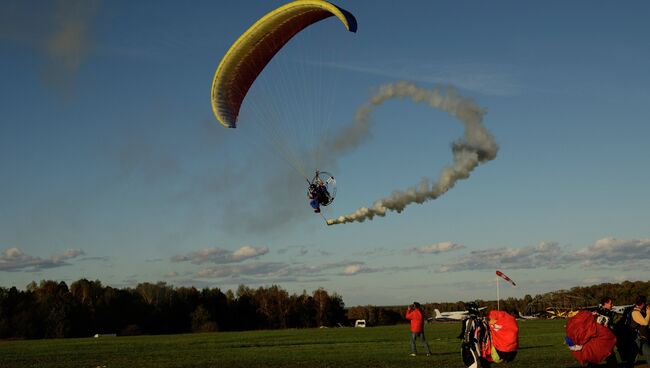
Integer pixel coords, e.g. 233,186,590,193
566,310,617,364
489,310,519,352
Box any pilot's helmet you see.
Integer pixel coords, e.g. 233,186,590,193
465,302,480,315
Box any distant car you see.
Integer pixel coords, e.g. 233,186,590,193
354,319,366,328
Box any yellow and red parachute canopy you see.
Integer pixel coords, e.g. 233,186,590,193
211,0,357,128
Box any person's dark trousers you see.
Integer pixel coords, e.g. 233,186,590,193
605,352,618,367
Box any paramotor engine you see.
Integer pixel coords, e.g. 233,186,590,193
310,171,336,206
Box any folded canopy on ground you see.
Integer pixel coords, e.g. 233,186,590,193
566,310,617,364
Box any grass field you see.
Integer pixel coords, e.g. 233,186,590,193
0,319,640,368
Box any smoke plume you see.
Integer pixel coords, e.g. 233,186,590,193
0,0,100,97
326,81,498,225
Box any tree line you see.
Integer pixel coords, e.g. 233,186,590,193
2,279,649,339
347,280,650,325
0,280,345,339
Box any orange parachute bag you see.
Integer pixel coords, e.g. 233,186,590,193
488,310,519,363
489,310,519,352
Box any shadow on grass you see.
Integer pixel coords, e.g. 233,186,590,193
563,359,648,368
231,338,394,349
518,345,554,350
423,351,457,357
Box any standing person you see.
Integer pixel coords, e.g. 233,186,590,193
593,296,617,368
405,302,432,356
630,295,650,365
616,303,639,368
596,296,615,328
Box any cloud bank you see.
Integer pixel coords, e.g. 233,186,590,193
569,237,650,267
165,237,650,286
171,245,269,265
405,241,465,255
0,247,85,272
439,237,650,272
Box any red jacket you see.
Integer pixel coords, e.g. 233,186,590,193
405,308,424,333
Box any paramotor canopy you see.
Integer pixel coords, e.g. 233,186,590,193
211,0,357,128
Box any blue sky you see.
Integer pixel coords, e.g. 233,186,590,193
1,0,649,306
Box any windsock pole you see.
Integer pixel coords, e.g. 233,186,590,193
495,270,516,310
496,274,500,310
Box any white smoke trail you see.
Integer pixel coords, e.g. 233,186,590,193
326,81,498,225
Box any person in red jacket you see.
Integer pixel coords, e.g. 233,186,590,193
405,302,432,356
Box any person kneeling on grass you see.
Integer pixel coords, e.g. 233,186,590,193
406,302,432,356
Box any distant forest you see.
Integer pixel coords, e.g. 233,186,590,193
1,279,649,339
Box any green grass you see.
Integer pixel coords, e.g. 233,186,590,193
0,319,621,368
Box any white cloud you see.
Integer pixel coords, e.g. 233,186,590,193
191,255,433,282
569,237,650,266
438,237,650,273
343,264,363,275
439,241,563,272
285,260,364,276
0,247,85,272
232,246,269,261
51,249,84,263
340,263,430,277
196,262,289,278
172,245,269,265
194,260,354,280
405,241,465,255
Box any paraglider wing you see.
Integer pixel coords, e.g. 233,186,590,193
211,0,357,128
